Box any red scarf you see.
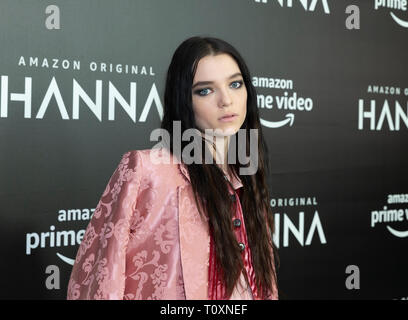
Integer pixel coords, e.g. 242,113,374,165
207,188,264,300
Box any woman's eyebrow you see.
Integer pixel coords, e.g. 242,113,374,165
192,72,242,89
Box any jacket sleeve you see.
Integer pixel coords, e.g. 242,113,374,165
67,151,143,300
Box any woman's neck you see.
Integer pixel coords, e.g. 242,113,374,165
201,132,230,175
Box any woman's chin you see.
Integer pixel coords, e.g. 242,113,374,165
212,127,238,137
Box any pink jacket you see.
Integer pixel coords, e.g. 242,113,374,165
67,147,278,300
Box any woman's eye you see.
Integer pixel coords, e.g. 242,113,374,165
231,80,243,89
196,88,211,96
194,80,243,97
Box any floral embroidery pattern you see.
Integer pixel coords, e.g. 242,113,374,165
76,225,97,263
67,278,80,300
99,222,114,248
153,219,177,254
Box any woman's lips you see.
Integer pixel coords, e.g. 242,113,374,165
218,115,238,122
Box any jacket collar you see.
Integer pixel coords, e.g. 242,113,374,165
178,162,243,190
157,146,243,190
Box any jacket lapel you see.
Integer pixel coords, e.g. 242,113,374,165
177,183,210,299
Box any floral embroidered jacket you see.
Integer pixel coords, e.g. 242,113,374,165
67,147,278,300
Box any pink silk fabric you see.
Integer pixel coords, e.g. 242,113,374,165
67,147,278,300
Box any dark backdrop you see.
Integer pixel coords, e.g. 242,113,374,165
0,0,407,299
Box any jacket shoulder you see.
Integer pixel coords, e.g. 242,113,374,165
124,148,188,187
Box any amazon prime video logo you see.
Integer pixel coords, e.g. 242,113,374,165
374,0,408,28
253,76,314,129
370,193,408,238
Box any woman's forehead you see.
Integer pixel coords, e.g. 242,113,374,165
193,54,241,82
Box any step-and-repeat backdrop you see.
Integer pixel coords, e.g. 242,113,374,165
0,0,407,299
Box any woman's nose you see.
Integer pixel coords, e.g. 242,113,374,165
218,87,232,107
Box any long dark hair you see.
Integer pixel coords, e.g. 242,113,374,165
161,36,279,299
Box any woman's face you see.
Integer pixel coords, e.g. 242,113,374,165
191,53,247,137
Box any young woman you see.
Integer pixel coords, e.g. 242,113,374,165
67,36,280,300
